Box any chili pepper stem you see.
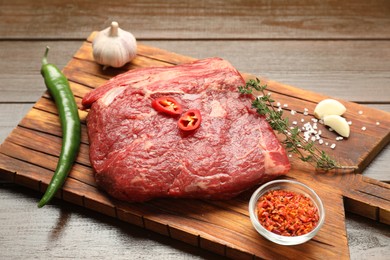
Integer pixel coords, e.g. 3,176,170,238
42,46,50,66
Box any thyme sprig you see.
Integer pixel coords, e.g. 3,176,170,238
239,78,342,170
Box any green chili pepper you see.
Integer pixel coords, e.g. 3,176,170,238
38,47,81,208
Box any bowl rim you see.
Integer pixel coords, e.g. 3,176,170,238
248,179,325,245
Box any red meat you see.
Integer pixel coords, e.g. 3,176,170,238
82,57,290,202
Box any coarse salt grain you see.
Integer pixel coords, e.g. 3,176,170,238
358,110,363,115
347,121,352,125
318,139,324,145
292,121,297,125
283,104,288,108
330,143,336,149
336,137,344,141
291,110,296,115
288,154,292,158
276,102,281,107
376,122,380,125
362,126,366,131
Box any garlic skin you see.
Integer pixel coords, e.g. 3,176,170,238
93,21,137,69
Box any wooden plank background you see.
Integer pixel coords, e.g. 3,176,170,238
0,1,389,259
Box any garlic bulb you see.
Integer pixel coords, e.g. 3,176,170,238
93,21,137,69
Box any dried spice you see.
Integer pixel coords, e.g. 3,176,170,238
256,189,319,236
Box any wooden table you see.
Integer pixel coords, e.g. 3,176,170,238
1,1,389,259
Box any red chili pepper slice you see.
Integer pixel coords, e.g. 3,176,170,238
152,96,182,115
178,109,202,131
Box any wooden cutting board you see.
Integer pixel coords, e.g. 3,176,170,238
0,32,389,259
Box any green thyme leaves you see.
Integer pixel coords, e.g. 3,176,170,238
239,78,342,170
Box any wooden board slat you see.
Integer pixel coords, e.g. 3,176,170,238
2,40,390,103
1,0,390,40
0,33,389,259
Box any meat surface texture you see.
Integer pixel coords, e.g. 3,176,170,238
82,58,290,202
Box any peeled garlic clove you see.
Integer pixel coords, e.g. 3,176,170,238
93,21,137,69
314,99,346,119
323,115,350,138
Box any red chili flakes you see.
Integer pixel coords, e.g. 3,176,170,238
256,189,319,236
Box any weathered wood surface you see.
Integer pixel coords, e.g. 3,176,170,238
2,40,390,103
1,0,389,40
0,34,389,259
0,1,389,259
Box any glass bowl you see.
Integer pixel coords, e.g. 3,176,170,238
249,179,325,245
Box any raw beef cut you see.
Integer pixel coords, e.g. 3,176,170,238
82,57,290,202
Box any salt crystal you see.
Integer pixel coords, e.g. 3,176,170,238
347,121,352,125
329,128,334,132
301,118,305,123
376,122,380,125
283,104,288,108
288,154,292,158
291,110,296,115
311,136,316,142
276,102,281,107
336,137,344,141
318,139,324,145
303,111,309,116
358,110,363,115
325,142,329,146
292,121,297,125
362,126,366,131
330,143,336,149
311,118,318,123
